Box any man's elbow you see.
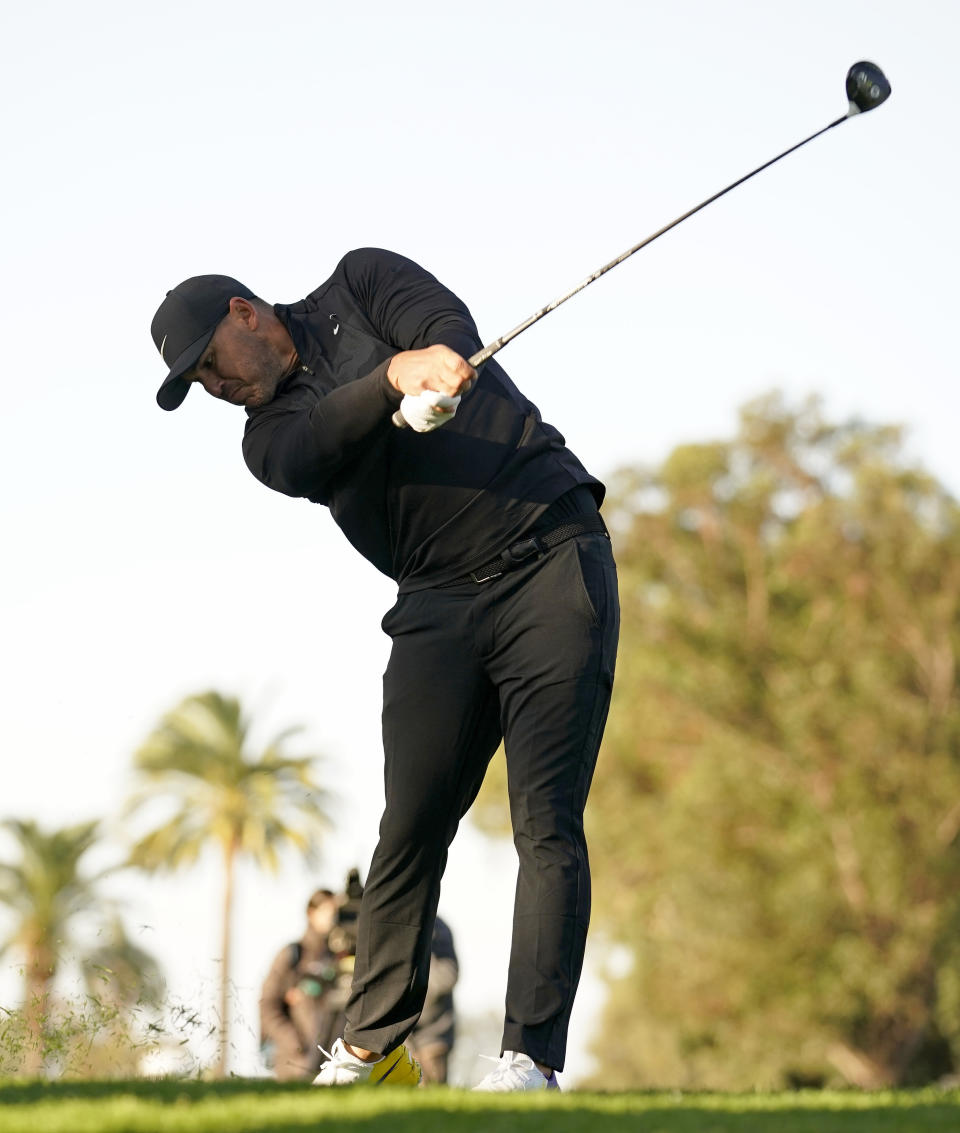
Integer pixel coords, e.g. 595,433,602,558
244,448,333,501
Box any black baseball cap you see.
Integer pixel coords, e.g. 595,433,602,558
151,275,256,410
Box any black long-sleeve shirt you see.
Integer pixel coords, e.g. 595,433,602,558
242,248,602,591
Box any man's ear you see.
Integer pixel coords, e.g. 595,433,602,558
228,296,258,329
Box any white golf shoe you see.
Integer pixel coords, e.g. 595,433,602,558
472,1050,561,1092
312,1037,422,1086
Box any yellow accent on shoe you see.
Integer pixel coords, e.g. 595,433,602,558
370,1044,422,1086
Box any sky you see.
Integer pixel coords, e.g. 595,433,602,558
1,0,957,1086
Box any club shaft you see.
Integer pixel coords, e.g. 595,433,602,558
468,114,847,368
394,111,849,427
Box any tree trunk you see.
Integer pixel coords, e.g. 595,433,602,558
216,839,237,1079
22,936,54,1076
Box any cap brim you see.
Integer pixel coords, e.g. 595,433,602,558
155,331,213,411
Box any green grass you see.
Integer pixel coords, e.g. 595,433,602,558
0,1080,957,1133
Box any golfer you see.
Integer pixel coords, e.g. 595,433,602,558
150,248,619,1090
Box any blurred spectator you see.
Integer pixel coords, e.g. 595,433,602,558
259,889,344,1081
406,915,459,1084
260,879,458,1083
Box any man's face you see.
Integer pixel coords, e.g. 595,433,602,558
187,305,291,409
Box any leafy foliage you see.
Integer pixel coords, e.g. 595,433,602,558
579,393,960,1089
125,692,331,873
0,819,163,1076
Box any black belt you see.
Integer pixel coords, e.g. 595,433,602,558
441,514,608,586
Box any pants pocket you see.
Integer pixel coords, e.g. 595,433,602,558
571,535,618,630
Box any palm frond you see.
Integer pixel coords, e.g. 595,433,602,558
126,691,335,878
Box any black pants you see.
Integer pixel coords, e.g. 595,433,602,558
343,531,619,1072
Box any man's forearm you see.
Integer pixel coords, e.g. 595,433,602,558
243,361,401,498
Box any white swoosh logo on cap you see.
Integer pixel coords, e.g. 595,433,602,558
160,334,169,363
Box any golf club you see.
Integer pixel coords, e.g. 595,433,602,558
393,60,891,429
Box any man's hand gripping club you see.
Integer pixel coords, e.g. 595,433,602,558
388,345,477,433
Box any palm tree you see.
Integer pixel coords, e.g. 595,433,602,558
0,818,156,1075
124,691,333,1078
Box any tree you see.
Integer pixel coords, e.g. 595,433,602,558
124,691,333,1078
578,393,960,1088
0,818,161,1076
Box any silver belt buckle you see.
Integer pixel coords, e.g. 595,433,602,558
469,566,503,584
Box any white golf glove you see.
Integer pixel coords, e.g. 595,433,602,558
396,389,461,433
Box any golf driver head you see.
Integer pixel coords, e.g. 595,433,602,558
846,61,891,115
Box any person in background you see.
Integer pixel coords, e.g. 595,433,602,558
405,915,458,1084
258,889,340,1081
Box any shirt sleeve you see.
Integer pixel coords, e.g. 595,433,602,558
341,247,483,362
243,359,400,499
242,249,482,500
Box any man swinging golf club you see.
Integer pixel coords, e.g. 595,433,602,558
150,59,889,1090
151,248,620,1090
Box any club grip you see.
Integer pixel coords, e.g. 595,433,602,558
391,348,487,430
